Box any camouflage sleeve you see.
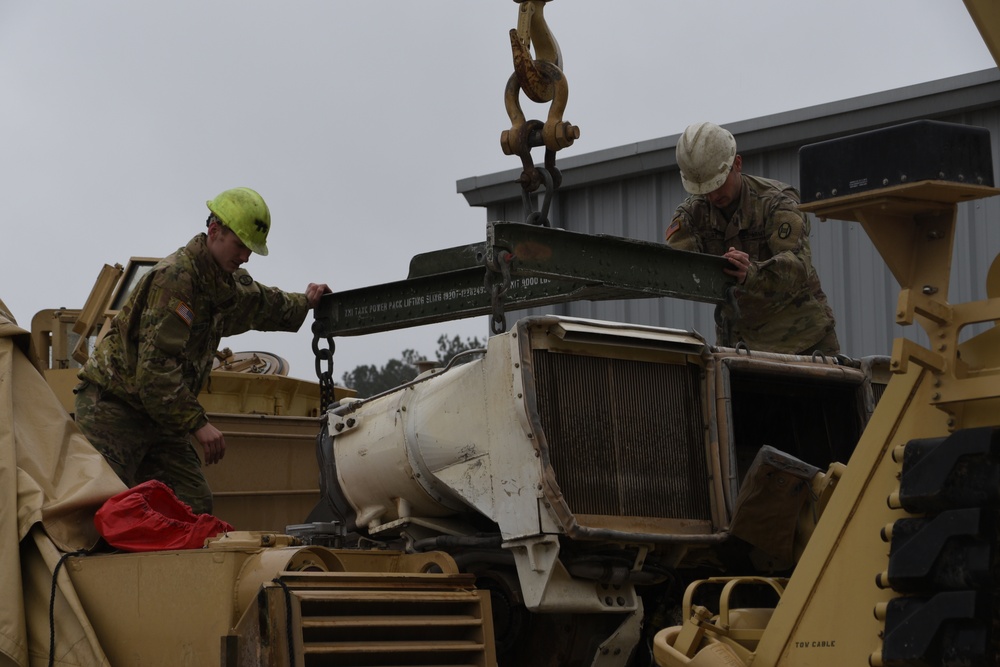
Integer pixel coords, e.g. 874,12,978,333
220,273,309,338
134,271,208,434
664,207,702,252
743,199,812,294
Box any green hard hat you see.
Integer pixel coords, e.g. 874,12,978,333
206,187,271,256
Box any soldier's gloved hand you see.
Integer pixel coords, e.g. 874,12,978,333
306,283,331,309
194,422,226,465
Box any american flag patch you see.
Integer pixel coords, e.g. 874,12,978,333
174,301,195,327
665,220,680,241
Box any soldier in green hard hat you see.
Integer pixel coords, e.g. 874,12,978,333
75,187,330,515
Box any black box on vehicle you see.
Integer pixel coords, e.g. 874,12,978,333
799,120,994,204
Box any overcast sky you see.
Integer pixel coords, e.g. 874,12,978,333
1,2,995,382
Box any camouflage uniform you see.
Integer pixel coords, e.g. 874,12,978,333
665,174,839,355
75,233,309,514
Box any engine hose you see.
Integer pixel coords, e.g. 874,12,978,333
412,534,504,551
451,550,518,570
567,561,669,586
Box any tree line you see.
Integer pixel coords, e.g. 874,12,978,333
340,334,486,397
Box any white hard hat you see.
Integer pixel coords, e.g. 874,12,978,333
676,122,737,195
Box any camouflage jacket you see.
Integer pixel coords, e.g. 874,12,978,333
665,174,836,353
79,233,309,434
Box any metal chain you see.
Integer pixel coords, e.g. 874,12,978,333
311,321,336,412
485,251,513,334
522,166,556,226
714,286,742,349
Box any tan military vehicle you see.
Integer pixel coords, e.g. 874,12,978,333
6,2,998,666
6,257,497,667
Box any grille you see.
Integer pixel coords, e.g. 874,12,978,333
871,380,887,406
266,574,495,667
532,350,712,523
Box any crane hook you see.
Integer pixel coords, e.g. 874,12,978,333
500,0,580,224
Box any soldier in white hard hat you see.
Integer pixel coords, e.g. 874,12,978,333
75,187,331,514
665,122,839,355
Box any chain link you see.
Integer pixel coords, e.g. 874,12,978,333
713,286,742,349
522,166,556,226
485,251,513,334
311,321,336,412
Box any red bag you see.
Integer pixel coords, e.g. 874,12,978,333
94,480,234,551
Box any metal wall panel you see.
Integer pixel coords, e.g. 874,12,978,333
462,69,1000,358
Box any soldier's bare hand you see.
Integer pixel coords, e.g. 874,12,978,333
723,247,751,284
194,422,226,465
305,283,331,309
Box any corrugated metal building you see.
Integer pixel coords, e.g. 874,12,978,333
457,68,1000,357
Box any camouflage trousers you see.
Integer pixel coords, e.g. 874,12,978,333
796,328,841,357
74,381,214,515
716,317,841,357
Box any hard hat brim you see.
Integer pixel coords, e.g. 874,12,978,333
681,171,729,196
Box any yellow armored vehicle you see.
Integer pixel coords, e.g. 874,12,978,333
6,2,999,666
5,258,497,667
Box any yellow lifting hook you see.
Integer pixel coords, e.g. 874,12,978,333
501,0,580,204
